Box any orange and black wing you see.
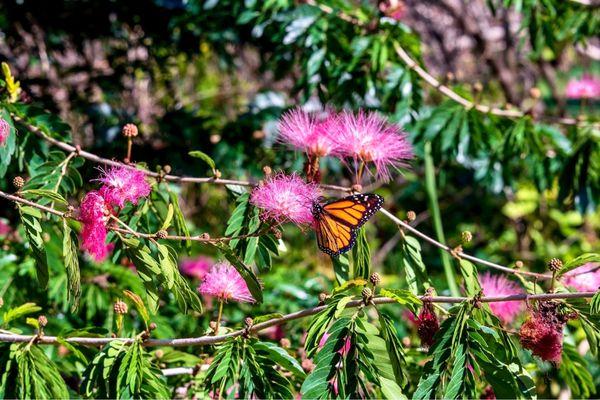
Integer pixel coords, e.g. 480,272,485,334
314,193,383,256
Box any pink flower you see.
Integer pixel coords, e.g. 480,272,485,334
277,108,339,157
79,191,112,261
250,173,321,226
96,166,151,208
479,272,525,324
179,256,213,280
417,301,439,348
198,261,255,303
379,0,406,21
332,110,413,182
0,219,11,237
520,304,564,363
562,263,600,292
565,75,600,99
0,118,10,146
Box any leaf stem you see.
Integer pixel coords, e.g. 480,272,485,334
214,300,224,335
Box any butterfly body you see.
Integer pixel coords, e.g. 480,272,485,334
312,193,383,256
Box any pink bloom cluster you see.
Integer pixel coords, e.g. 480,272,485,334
479,272,525,324
0,118,10,146
278,109,339,157
79,191,112,261
198,261,255,303
250,173,321,226
277,108,413,183
180,256,213,280
333,110,413,182
96,166,151,208
565,75,600,99
80,166,151,261
562,263,600,292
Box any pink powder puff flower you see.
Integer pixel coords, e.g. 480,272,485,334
250,173,321,226
562,263,600,292
0,118,9,146
565,75,600,99
277,108,339,157
179,256,213,280
79,191,112,261
96,165,151,208
332,110,413,182
479,272,525,324
198,261,255,303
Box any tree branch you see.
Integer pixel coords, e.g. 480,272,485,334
0,291,593,347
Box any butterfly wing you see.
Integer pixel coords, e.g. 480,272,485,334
314,193,383,256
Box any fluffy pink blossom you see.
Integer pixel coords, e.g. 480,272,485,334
479,272,525,324
562,263,600,292
198,261,255,303
0,118,10,146
79,191,112,261
250,173,321,226
277,108,339,157
379,0,406,20
180,256,213,280
96,166,151,208
565,75,600,99
332,110,413,182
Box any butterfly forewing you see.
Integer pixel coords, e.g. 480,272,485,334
313,193,383,256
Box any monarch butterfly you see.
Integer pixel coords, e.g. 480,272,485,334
312,193,383,256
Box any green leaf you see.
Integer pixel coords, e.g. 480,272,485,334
352,228,371,279
17,205,49,287
160,203,174,231
591,290,600,315
20,189,68,206
399,235,430,294
332,254,350,285
15,344,70,399
380,288,422,314
189,150,216,171
253,341,306,378
123,290,150,326
459,259,481,296
332,278,368,294
63,220,81,312
120,237,161,314
558,253,600,277
216,243,263,303
2,303,41,327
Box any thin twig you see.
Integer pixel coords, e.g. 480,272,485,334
379,208,553,280
0,292,593,348
11,115,351,193
307,0,598,129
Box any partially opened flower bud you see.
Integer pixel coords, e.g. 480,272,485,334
38,315,48,328
12,176,24,189
113,300,128,315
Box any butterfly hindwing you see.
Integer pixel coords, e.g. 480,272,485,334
313,193,383,256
